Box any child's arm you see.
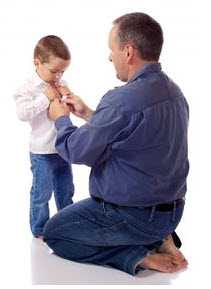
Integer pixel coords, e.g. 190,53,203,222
14,85,59,121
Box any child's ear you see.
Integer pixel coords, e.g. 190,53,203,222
34,58,40,66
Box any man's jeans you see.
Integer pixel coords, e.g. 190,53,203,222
43,197,184,275
30,153,74,236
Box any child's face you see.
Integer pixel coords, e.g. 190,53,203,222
34,55,70,84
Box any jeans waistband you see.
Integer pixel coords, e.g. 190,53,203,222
147,198,185,212
92,196,184,212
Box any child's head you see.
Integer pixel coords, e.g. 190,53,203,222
34,35,71,83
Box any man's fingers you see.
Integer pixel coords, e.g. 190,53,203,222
64,97,74,104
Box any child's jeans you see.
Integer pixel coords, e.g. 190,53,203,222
30,153,74,236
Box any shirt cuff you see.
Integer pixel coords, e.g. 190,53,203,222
55,115,73,129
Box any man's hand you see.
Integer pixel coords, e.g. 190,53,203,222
44,84,61,101
55,84,72,97
64,94,94,121
48,98,70,121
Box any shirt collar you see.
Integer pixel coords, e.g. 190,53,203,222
30,71,66,87
127,62,162,84
30,70,45,87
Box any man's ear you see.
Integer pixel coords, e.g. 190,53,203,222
125,45,134,64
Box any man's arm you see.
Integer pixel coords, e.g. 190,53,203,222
52,103,128,167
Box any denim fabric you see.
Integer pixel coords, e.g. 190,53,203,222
44,197,184,275
55,63,189,207
30,153,74,236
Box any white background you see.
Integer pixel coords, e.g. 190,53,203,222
0,0,210,287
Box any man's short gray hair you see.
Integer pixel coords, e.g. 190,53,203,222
113,12,163,61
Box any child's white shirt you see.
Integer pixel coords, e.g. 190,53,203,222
14,72,66,154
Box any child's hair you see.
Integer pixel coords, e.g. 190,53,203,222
34,35,70,63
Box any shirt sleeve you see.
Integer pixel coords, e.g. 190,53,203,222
55,104,129,167
13,87,50,121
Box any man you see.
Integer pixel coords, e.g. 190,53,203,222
44,12,189,276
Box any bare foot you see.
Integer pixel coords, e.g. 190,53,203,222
158,234,188,266
137,253,187,273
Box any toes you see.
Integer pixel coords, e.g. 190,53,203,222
162,260,179,273
139,253,188,273
172,254,188,267
171,258,188,272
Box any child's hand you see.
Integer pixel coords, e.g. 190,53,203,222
44,84,60,101
48,98,70,121
55,84,73,97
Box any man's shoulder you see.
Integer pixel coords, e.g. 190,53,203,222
101,83,141,100
98,84,145,113
100,72,186,113
104,80,153,104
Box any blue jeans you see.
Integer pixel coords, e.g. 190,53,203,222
30,153,74,236
43,197,184,275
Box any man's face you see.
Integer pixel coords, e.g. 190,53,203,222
34,55,70,84
108,26,129,82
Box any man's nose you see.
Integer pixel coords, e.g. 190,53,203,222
109,54,112,62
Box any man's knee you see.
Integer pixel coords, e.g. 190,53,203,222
43,214,60,240
43,218,66,257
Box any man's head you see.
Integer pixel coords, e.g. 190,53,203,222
34,35,71,83
109,12,163,82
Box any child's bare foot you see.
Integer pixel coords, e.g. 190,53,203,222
158,234,188,266
137,253,187,273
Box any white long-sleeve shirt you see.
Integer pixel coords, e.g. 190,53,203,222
14,72,65,154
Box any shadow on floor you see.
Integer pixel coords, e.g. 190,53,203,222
30,238,184,285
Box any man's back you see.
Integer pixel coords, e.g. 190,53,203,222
89,63,189,206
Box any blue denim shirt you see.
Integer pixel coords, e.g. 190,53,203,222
55,63,189,207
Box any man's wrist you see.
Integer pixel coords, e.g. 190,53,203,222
54,112,68,121
84,108,94,121
55,115,72,129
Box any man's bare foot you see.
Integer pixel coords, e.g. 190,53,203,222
137,253,187,273
158,234,188,266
